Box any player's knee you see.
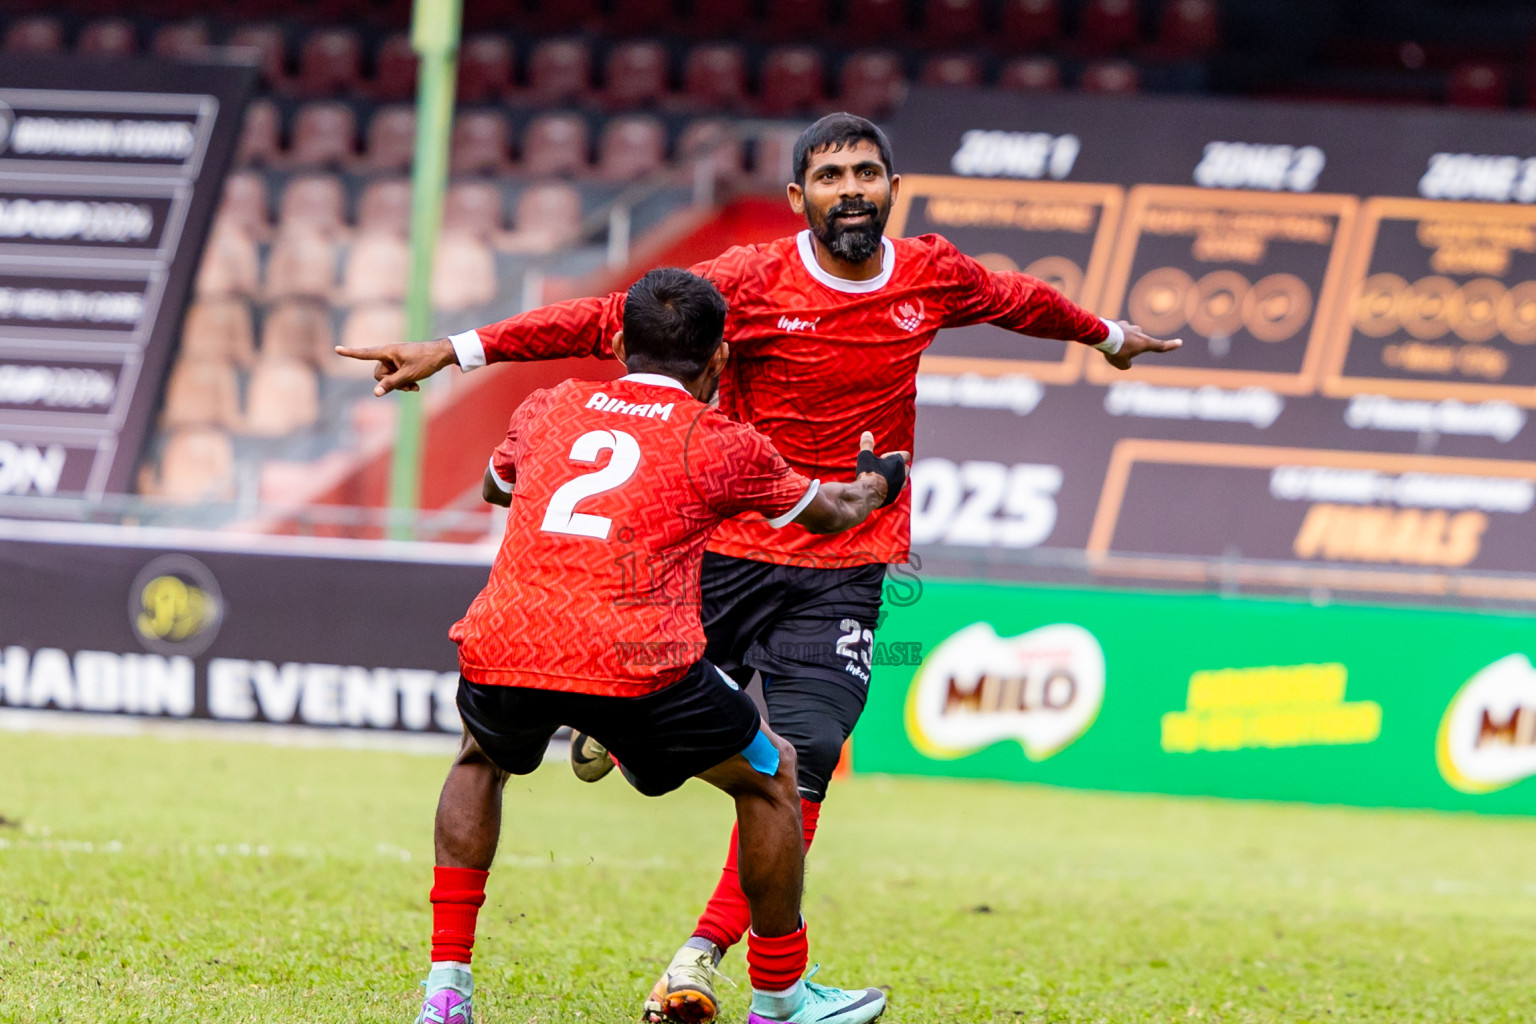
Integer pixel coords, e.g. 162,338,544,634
454,732,510,783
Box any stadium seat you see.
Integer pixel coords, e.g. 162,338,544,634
195,223,261,300
760,47,826,116
597,115,667,181
503,182,583,252
294,28,364,96
278,175,348,239
1081,58,1142,93
235,99,283,167
839,51,906,118
534,0,602,32
1157,0,1219,57
677,120,746,183
684,0,752,39
4,16,63,53
841,0,909,39
919,54,983,88
1000,0,1062,50
260,299,334,364
364,106,417,172
227,25,287,88
341,231,410,304
217,172,271,241
604,41,670,109
288,102,358,169
1449,62,1508,108
521,113,591,177
357,179,412,237
999,56,1062,91
373,33,419,102
682,44,749,110
244,356,320,437
265,227,338,302
450,110,513,175
457,34,514,102
150,21,210,59
526,38,591,105
77,19,137,57
154,427,236,503
444,182,506,241
461,0,522,33
162,358,240,430
180,299,257,368
430,232,498,312
921,0,985,46
609,0,676,35
765,0,831,42
751,126,803,189
1078,0,1141,54
334,304,405,377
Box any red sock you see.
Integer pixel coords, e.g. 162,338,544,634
692,798,821,951
747,921,809,992
430,866,489,964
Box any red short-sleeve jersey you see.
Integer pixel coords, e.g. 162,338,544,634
450,373,816,695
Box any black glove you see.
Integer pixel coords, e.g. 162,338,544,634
856,449,907,509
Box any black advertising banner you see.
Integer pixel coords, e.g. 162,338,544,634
887,90,1536,606
0,522,489,733
0,57,254,498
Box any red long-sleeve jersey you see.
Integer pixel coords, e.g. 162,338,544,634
450,230,1111,567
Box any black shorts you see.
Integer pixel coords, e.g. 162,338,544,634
456,659,762,797
700,552,886,697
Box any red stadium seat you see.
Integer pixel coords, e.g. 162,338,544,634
610,0,676,35
684,0,752,40
678,120,745,182
1000,0,1062,50
605,41,670,109
683,44,749,110
162,359,241,431
265,227,338,301
839,51,905,119
444,182,507,241
181,299,256,368
150,21,210,60
919,54,983,88
1157,0,1219,57
373,33,419,102
522,113,591,177
295,28,364,96
244,357,320,437
1078,0,1141,54
457,35,514,102
1449,62,1508,108
922,0,985,46
1081,58,1142,93
335,305,405,378
526,38,591,105
279,175,348,238
999,56,1061,91
4,16,63,53
357,179,413,237
840,0,909,40
462,0,523,33
77,19,137,57
341,232,409,305
260,299,335,365
450,110,513,175
235,99,283,167
760,47,826,116
217,171,271,241
227,25,288,88
504,182,583,252
765,0,831,42
195,224,260,300
431,233,497,312
154,428,236,503
534,0,602,32
597,115,668,182
288,102,358,169
364,106,417,173
751,126,803,189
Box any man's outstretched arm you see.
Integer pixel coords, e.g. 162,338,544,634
791,432,909,535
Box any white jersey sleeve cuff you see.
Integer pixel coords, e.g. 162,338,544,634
486,456,513,494
1093,318,1125,355
450,329,487,370
766,479,820,528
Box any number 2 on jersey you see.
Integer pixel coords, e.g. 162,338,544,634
541,429,641,539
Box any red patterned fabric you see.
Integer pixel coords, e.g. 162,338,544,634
468,231,1108,567
450,376,812,695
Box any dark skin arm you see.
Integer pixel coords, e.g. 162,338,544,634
482,469,511,507
791,431,908,535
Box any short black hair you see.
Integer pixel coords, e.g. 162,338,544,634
621,267,728,379
792,112,894,187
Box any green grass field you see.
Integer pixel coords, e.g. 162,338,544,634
3,730,1536,1023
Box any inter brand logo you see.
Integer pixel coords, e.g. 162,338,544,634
777,314,820,333
891,299,925,332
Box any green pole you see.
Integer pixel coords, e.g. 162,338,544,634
389,0,463,540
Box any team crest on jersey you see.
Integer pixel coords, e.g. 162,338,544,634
891,298,925,332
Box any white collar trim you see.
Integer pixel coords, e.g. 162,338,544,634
795,229,896,294
619,372,690,394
